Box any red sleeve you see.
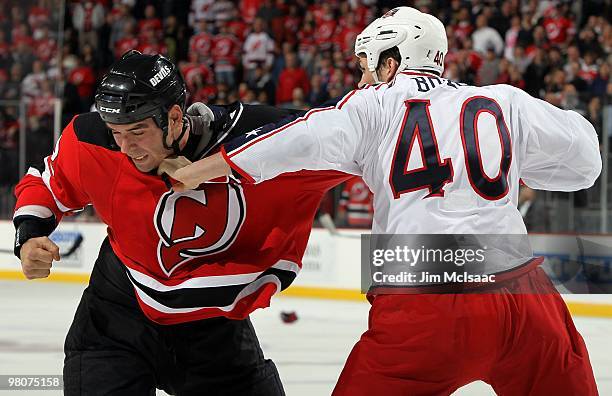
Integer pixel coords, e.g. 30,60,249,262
14,116,90,221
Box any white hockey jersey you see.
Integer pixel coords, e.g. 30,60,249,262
222,72,601,235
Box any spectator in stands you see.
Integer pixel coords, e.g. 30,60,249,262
25,114,53,169
12,37,36,75
590,62,609,97
282,4,302,46
314,3,337,53
212,22,241,89
477,47,500,86
108,3,136,52
307,74,329,106
338,177,373,228
288,87,309,110
27,78,55,119
163,15,180,62
524,48,549,97
543,68,567,107
137,26,167,56
276,52,309,106
510,46,531,73
255,0,283,41
4,63,23,100
246,65,275,105
21,60,47,99
242,17,274,81
113,20,139,59
508,64,526,89
189,19,214,65
211,0,235,25
33,24,57,65
67,57,96,110
0,31,9,70
72,1,106,50
547,46,565,71
80,43,102,73
567,62,588,94
138,4,162,39
472,14,504,56
189,0,216,28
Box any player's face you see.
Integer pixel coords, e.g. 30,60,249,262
108,118,173,172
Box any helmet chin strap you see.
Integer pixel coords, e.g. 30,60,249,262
162,115,189,156
372,67,382,84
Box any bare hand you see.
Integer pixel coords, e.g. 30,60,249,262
20,237,60,279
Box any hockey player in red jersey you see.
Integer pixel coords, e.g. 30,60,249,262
13,51,349,395
163,7,600,396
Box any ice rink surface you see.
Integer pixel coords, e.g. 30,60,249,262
0,280,611,396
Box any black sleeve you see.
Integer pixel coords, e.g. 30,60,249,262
229,104,305,139
209,102,305,142
13,215,58,259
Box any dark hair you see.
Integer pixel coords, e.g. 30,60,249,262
376,46,442,76
377,46,401,69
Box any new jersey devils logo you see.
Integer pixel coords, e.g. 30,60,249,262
154,182,246,276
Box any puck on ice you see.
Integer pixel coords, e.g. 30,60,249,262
280,311,298,323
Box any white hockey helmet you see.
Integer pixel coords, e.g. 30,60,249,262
354,7,447,80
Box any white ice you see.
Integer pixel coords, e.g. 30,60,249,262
0,280,610,396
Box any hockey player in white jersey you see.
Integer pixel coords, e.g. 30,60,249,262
162,7,600,396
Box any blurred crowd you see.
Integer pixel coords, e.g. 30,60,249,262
0,0,610,227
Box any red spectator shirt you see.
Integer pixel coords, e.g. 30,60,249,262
115,37,140,59
0,41,10,60
189,31,214,62
212,34,241,71
276,67,310,104
137,41,167,56
283,15,302,44
239,0,263,24
315,19,337,51
28,6,51,29
68,66,96,99
138,18,163,35
35,38,57,63
297,27,317,55
180,62,214,91
14,110,350,324
28,92,55,117
227,19,248,42
452,21,474,41
543,16,574,45
336,25,361,53
191,85,218,104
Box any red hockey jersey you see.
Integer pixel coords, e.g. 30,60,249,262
14,106,350,324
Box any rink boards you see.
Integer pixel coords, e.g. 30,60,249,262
0,220,611,317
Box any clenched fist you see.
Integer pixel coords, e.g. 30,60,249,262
19,237,60,279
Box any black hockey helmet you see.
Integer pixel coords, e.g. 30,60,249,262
95,50,187,151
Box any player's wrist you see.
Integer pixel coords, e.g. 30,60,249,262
13,215,57,259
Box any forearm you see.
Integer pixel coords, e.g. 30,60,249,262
191,152,232,181
160,152,232,192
